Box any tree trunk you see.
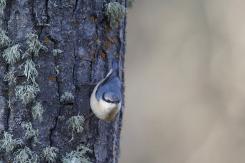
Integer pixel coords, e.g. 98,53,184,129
0,0,126,162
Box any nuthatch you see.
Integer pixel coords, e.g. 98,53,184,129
90,66,122,121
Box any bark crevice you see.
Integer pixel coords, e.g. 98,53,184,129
73,0,79,14
46,35,62,146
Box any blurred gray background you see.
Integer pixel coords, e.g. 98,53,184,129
120,0,245,163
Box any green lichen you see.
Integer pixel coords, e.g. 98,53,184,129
15,84,40,104
60,92,74,104
62,145,92,163
0,132,23,153
0,0,6,14
67,115,85,140
2,44,21,64
32,102,44,122
52,49,63,57
24,33,47,57
13,147,38,163
23,59,38,84
42,146,59,163
105,2,126,27
4,67,16,85
21,122,39,144
0,29,10,47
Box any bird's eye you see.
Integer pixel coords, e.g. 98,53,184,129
102,92,120,103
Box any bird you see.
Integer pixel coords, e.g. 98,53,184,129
90,64,122,121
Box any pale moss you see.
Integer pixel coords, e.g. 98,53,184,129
23,59,38,84
32,102,44,122
0,132,23,153
24,33,47,57
13,147,38,163
0,29,10,47
15,84,40,104
4,67,16,85
21,122,39,144
62,145,92,163
42,146,59,163
105,2,126,27
2,44,21,64
60,92,74,103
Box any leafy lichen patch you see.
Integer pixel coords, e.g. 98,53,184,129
15,84,40,105
24,33,47,57
62,145,92,163
0,29,10,47
0,132,23,153
23,59,38,84
52,49,63,57
67,115,85,133
2,44,21,64
60,92,74,104
13,147,38,163
21,122,39,144
4,67,16,85
32,102,44,122
0,0,6,14
105,2,126,27
42,146,59,163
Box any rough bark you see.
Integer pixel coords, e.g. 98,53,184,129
0,0,126,162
